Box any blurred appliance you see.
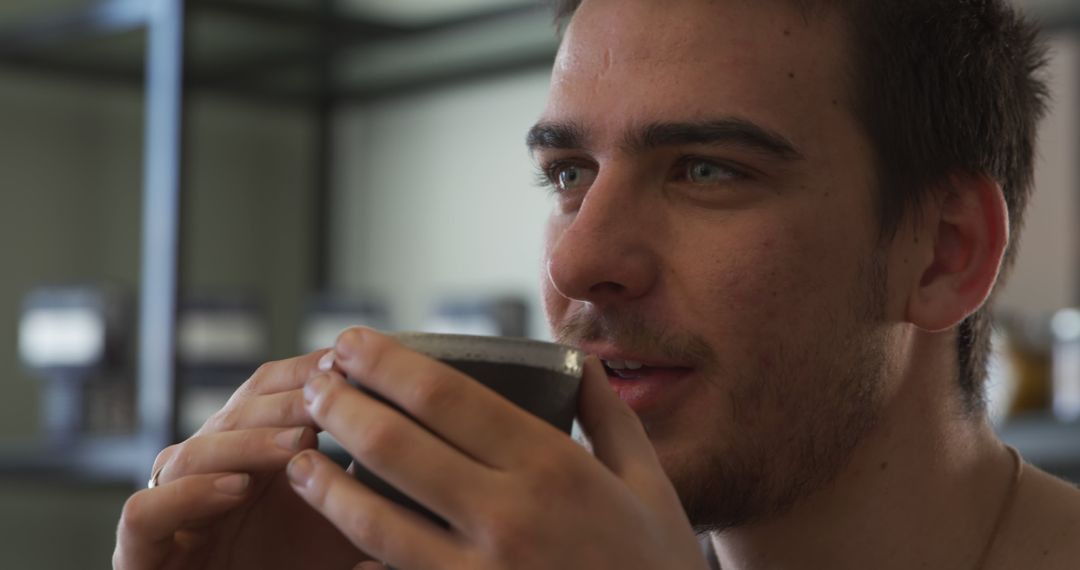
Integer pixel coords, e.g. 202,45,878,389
299,294,392,354
1051,308,1080,422
17,285,131,442
177,296,268,436
423,295,529,338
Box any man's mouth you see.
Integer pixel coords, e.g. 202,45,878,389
599,357,691,378
586,351,695,412
601,359,693,380
602,359,648,379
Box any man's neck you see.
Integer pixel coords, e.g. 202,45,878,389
709,330,1017,570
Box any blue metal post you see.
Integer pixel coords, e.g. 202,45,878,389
135,0,185,485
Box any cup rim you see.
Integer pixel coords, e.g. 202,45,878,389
390,332,585,378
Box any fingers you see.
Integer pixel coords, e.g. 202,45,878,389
114,472,251,570
234,349,335,398
200,389,315,436
575,356,689,522
156,427,317,486
287,450,466,570
187,350,331,440
303,370,493,529
576,357,664,481
332,327,553,468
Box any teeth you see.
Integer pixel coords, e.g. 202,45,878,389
604,360,645,370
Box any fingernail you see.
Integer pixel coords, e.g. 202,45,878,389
317,350,337,372
287,453,314,488
304,374,330,405
335,326,370,359
275,427,305,451
214,473,250,495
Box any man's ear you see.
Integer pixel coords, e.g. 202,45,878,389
905,172,1009,332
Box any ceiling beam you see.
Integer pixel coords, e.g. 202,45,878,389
0,0,148,55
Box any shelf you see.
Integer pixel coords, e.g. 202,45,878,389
0,0,149,53
997,413,1080,482
0,432,348,485
0,435,146,485
0,0,557,104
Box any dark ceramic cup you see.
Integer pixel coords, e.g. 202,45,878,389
348,332,585,524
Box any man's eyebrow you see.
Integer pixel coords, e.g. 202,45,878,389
526,121,587,152
525,118,803,162
631,119,803,160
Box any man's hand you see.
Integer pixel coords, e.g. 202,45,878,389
113,350,369,569
286,328,709,570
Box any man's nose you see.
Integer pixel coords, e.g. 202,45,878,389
546,174,660,308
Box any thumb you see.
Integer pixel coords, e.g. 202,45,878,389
576,356,661,478
576,356,691,522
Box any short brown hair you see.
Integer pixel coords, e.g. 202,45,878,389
550,0,1050,413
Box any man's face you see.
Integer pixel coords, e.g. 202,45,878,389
535,0,900,529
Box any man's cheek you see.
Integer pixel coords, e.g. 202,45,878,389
702,247,835,364
707,237,818,315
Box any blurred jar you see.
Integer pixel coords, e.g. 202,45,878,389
986,328,1018,426
994,313,1054,418
1051,308,1080,422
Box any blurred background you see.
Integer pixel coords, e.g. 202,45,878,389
0,0,1076,567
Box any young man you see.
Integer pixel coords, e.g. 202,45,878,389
114,1,1080,568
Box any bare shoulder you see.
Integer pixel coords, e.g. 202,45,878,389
994,464,1080,570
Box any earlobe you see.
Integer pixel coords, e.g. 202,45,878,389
905,173,1009,333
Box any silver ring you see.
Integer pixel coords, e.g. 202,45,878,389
147,465,165,489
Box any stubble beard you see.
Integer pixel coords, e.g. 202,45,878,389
555,255,890,533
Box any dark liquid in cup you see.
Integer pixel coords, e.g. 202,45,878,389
351,358,580,525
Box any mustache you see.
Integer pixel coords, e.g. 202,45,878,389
554,307,716,366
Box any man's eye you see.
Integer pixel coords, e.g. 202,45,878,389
683,158,742,184
550,163,597,192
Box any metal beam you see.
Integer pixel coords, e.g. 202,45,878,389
135,0,186,485
188,0,406,39
364,3,547,36
340,50,555,104
188,48,324,88
0,54,142,84
186,0,542,39
0,0,148,55
187,3,548,92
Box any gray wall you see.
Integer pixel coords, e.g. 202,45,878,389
995,34,1080,318
331,68,555,338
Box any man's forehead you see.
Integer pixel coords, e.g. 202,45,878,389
550,0,849,102
558,0,834,63
544,0,852,154
558,2,752,71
